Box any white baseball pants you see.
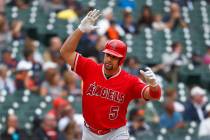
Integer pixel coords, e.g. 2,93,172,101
82,125,130,140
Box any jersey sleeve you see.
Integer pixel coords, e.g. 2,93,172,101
130,76,148,99
73,53,97,80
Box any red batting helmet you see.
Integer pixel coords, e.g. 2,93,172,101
102,39,127,65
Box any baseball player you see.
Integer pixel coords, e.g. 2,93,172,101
60,9,162,140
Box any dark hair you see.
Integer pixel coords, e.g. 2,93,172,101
23,48,34,59
5,114,17,126
133,116,145,122
165,87,176,97
137,5,154,27
123,12,132,19
142,5,152,14
2,48,12,54
171,42,181,51
124,56,140,66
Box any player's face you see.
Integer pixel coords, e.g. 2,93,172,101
104,53,121,70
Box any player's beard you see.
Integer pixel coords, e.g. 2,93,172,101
104,63,113,70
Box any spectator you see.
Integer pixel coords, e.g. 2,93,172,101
160,99,185,130
120,11,137,34
94,35,108,62
77,34,107,63
171,0,191,7
43,36,66,72
162,42,188,72
63,71,81,96
106,20,124,39
129,99,160,124
42,61,59,80
184,86,207,123
40,68,64,98
43,61,58,71
129,116,152,137
24,34,44,65
0,114,29,140
8,0,29,9
44,36,63,62
128,108,152,137
1,48,17,70
153,42,188,84
58,102,83,140
57,8,78,21
65,0,83,16
96,7,114,36
10,20,24,41
0,64,15,94
42,0,65,13
117,0,136,10
23,48,42,89
191,52,203,66
0,0,5,12
32,115,43,132
165,87,185,112
124,56,140,76
163,3,187,30
198,104,210,137
203,46,210,65
0,13,11,49
137,5,154,30
48,97,69,120
96,7,124,36
32,112,67,140
15,60,36,91
152,14,166,31
76,31,99,58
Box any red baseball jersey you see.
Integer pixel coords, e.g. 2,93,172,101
73,53,148,130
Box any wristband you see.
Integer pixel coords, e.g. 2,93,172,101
149,85,161,100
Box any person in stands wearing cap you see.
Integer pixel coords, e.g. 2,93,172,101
183,86,208,123
48,97,70,120
32,112,67,140
198,104,210,138
128,107,152,138
58,100,83,140
15,60,37,91
60,9,162,140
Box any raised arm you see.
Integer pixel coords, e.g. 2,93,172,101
60,9,100,68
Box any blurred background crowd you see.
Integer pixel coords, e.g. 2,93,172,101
0,0,210,140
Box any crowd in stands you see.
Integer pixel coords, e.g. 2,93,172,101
0,0,210,140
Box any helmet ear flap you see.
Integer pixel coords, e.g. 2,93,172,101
118,58,122,66
119,57,125,66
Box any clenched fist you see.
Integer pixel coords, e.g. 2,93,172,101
140,67,158,87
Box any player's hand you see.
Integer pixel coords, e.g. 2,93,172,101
140,67,158,87
78,9,101,33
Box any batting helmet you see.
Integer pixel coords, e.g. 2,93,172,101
102,39,127,65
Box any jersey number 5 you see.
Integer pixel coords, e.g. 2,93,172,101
109,106,119,120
